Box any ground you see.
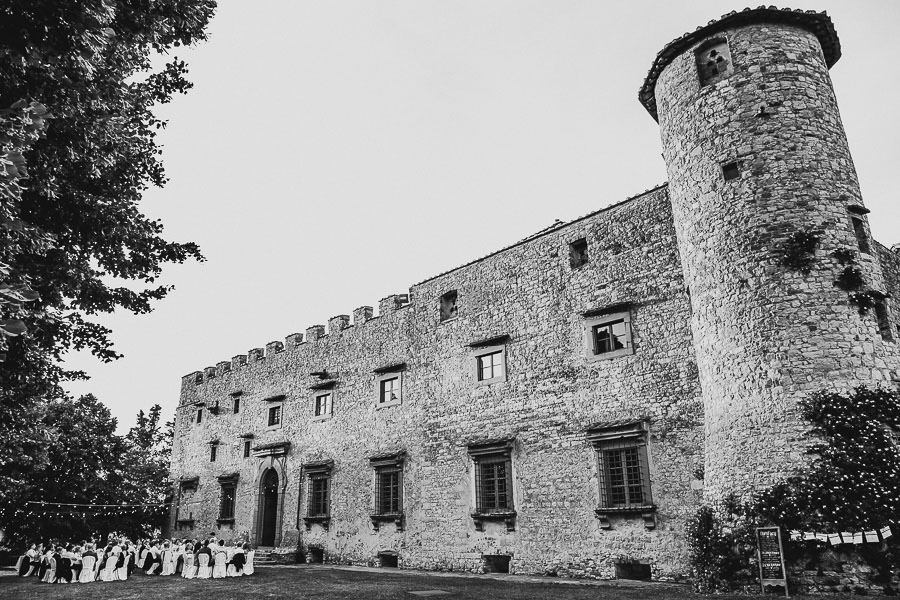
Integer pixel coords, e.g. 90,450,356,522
0,565,793,599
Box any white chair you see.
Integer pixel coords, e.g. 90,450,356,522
42,557,57,583
211,551,227,578
100,554,119,582
196,553,211,579
160,549,175,576
79,556,96,583
226,552,243,577
243,550,255,576
182,553,196,579
117,553,129,580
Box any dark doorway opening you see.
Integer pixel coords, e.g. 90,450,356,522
307,547,324,564
615,561,652,581
378,551,398,568
259,469,278,546
483,554,511,574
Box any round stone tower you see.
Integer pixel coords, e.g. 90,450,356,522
640,8,893,499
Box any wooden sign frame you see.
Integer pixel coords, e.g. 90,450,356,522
756,526,789,597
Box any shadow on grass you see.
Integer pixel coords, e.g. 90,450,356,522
0,567,772,600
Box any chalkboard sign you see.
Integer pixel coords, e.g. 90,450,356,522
756,526,789,596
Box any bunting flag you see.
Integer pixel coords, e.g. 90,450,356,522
788,526,895,546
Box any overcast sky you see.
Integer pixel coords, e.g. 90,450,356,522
63,1,900,432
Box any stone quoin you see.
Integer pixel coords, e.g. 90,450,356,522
168,7,900,581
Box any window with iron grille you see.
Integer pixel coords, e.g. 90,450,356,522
268,404,282,427
584,309,634,361
375,468,402,515
219,480,236,519
467,439,516,531
588,421,653,514
308,475,329,517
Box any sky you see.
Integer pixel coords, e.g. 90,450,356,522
63,0,900,432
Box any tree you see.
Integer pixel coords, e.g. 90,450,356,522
0,0,216,506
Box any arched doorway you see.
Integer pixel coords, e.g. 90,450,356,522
259,468,279,546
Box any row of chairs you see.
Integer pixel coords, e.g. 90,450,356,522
31,554,126,584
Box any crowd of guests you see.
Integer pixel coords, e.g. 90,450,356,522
14,537,256,583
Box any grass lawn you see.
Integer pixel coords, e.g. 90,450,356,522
0,565,777,600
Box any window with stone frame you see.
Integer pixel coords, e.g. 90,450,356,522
469,335,509,386
439,290,458,322
196,408,202,424
583,308,634,361
232,394,241,414
209,441,218,462
369,452,405,530
695,38,733,86
379,375,401,406
468,439,516,532
218,475,237,522
588,421,655,530
243,439,251,458
302,460,333,530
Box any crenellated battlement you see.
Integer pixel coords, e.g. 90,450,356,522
181,295,414,393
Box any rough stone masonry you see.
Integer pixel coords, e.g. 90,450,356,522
168,7,900,581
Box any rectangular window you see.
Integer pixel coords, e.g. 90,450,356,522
233,396,240,414
852,217,871,254
584,309,634,361
379,376,401,405
268,405,282,427
243,440,251,458
219,481,236,520
476,458,512,512
588,421,653,512
439,290,458,322
196,409,202,424
314,393,332,418
375,468,402,515
875,300,893,341
210,444,218,462
593,320,628,354
308,475,329,517
569,238,588,268
477,350,504,381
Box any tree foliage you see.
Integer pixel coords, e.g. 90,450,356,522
0,0,215,503
0,395,172,544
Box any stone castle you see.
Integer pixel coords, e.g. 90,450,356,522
168,7,900,580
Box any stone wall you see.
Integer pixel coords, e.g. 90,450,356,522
169,185,706,580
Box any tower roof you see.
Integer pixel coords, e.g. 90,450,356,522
638,6,841,121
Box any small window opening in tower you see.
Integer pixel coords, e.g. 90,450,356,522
439,290,458,322
851,217,871,254
569,238,588,268
874,300,893,342
695,39,733,86
721,162,740,181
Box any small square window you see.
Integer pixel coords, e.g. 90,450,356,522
584,310,634,361
243,440,251,458
377,374,402,407
314,392,333,419
196,409,203,424
473,344,507,386
695,39,733,86
440,290,458,322
851,217,871,254
569,238,588,269
268,405,282,427
233,396,240,414
721,162,740,181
